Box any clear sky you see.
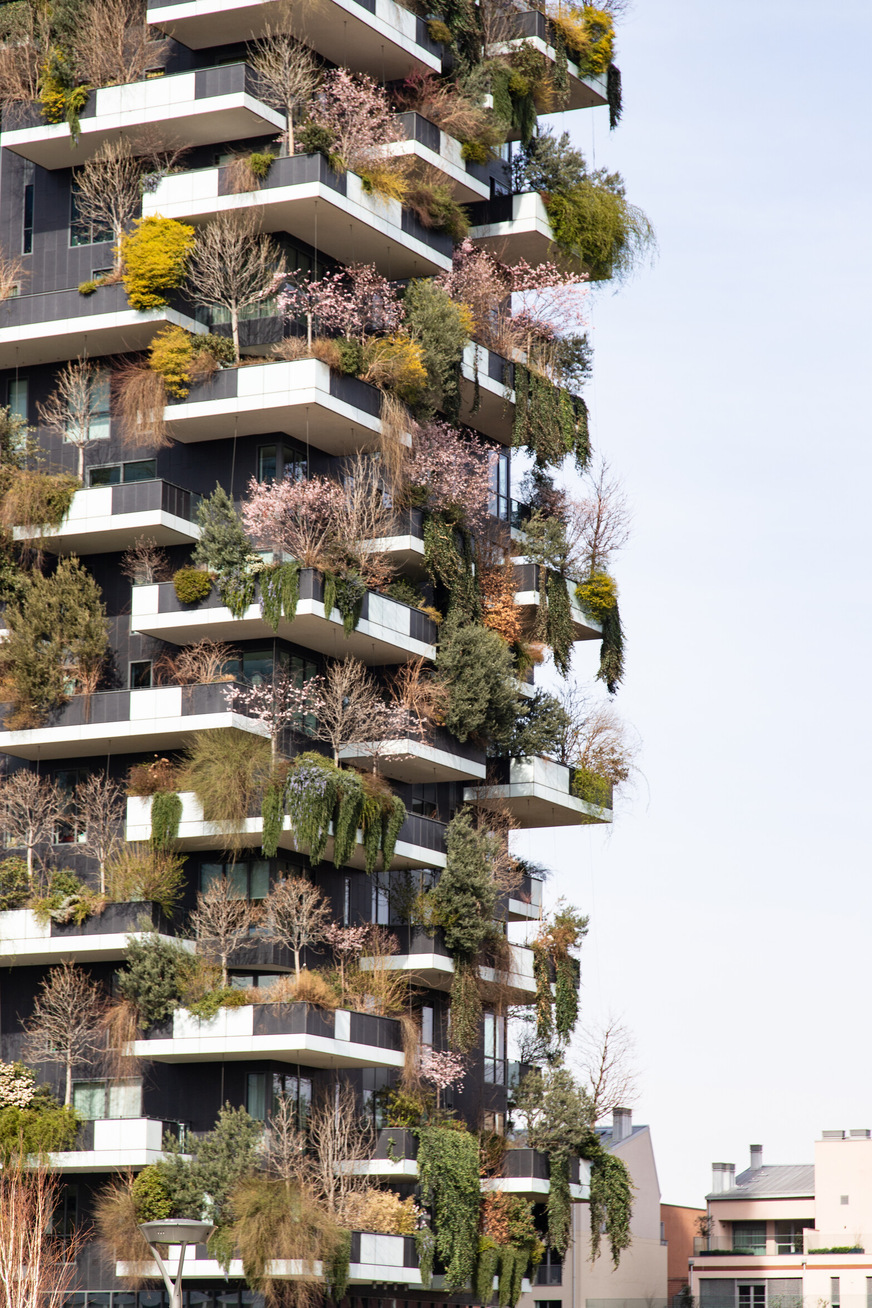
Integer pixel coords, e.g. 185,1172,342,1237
512,0,872,1207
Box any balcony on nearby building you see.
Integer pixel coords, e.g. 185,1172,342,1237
125,792,448,871
0,281,205,369
147,0,443,80
338,722,486,784
465,756,613,828
468,192,556,265
0,901,185,966
130,570,439,663
12,480,201,555
0,63,285,169
0,681,269,761
482,1149,591,1202
458,343,516,444
513,562,603,642
388,113,490,203
133,1000,406,1070
121,1229,422,1286
142,153,454,278
359,925,536,1003
49,1117,189,1172
498,11,610,116
164,358,383,452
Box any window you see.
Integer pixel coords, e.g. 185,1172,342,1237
489,449,510,522
63,367,110,445
343,875,351,926
831,1280,840,1308
258,442,308,484
733,1224,766,1255
774,1222,812,1255
246,1071,312,1124
421,1006,433,1047
738,1287,765,1308
372,879,389,925
54,768,90,844
22,180,34,254
361,1067,391,1126
7,378,28,425
865,1277,872,1308
201,857,270,901
72,1079,142,1119
89,459,156,487
51,1183,79,1238
129,660,153,689
70,187,111,247
483,1011,506,1085
534,1250,562,1287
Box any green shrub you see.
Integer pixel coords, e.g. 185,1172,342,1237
460,139,490,165
0,1098,79,1163
192,485,252,576
150,791,182,850
334,338,363,375
197,332,237,366
117,933,187,1029
247,151,276,179
132,1165,174,1221
0,857,29,911
383,578,426,608
404,279,473,417
121,216,196,311
435,612,521,746
0,468,80,531
297,122,337,159
78,280,98,296
575,571,617,621
173,569,213,604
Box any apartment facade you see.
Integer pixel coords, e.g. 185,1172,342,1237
0,0,627,1304
692,1133,872,1308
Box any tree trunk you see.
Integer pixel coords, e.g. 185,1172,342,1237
65,1059,72,1108
77,443,85,481
231,306,241,361
293,945,301,979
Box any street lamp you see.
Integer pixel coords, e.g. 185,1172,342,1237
138,1220,215,1308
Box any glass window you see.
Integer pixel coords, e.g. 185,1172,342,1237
54,768,88,844
107,1079,142,1118
200,858,271,901
489,450,510,521
72,1081,106,1119
738,1288,765,1308
123,459,157,483
130,661,153,689
22,182,34,254
73,1079,142,1118
421,1006,433,1047
250,860,270,900
483,1011,505,1085
733,1225,766,1255
8,378,28,424
246,1070,312,1124
63,368,110,445
258,443,308,484
89,464,121,487
70,187,111,247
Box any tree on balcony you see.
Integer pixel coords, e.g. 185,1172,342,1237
250,23,320,156
265,876,331,979
190,878,261,986
188,211,285,359
37,358,109,480
77,772,126,894
73,136,188,273
0,771,64,883
23,961,107,1106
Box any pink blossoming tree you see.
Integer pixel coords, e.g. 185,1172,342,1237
419,1046,466,1108
242,474,347,569
406,420,496,534
307,68,406,173
278,262,404,346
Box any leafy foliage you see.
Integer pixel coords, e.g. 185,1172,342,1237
503,690,570,759
284,753,405,873
0,1095,79,1163
121,216,196,310
0,856,29,910
150,791,181,851
417,1123,481,1290
404,279,472,418
172,568,213,604
589,1148,633,1265
116,933,186,1029
435,612,520,745
192,484,252,576
432,810,498,960
513,362,589,471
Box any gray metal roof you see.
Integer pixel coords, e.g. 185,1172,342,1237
597,1124,648,1150
707,1163,815,1202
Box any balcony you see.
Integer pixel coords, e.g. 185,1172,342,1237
147,0,443,80
50,1117,189,1172
338,723,486,784
468,192,556,265
121,1229,421,1286
513,562,603,642
464,756,613,828
125,792,448,871
0,681,268,761
0,281,205,369
0,63,284,170
389,112,489,203
133,1000,405,1070
692,1233,862,1258
458,343,515,444
359,926,535,1003
342,1126,420,1181
164,358,382,452
12,480,201,554
482,1149,591,1203
0,901,185,966
507,870,543,922
500,11,610,115
130,570,439,664
142,153,454,278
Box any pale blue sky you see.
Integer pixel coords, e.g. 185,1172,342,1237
514,0,872,1206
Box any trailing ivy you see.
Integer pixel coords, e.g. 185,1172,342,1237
513,363,590,471
416,1223,436,1288
285,756,339,865
416,1124,481,1290
333,770,365,867
260,560,300,631
547,1153,572,1255
218,568,256,620
380,795,406,871
261,781,285,858
607,63,623,130
589,1148,633,1265
323,571,365,635
326,1227,352,1302
553,953,580,1042
449,957,482,1054
423,513,480,623
283,753,405,871
544,569,574,678
531,940,552,1042
477,1192,544,1308
575,574,625,695
150,791,182,851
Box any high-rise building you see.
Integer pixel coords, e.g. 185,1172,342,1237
0,3,641,1305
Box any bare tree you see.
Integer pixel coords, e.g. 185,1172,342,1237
263,1092,308,1182
73,135,188,272
37,358,108,480
23,962,107,1106
312,657,420,765
1,770,65,882
155,639,238,686
576,1017,639,1123
304,1081,375,1216
250,24,320,155
77,772,126,893
70,0,167,89
189,878,260,985
568,458,632,578
0,3,49,115
340,452,398,591
0,1163,86,1307
554,684,638,788
188,211,285,359
120,535,172,586
264,876,331,979
0,243,24,302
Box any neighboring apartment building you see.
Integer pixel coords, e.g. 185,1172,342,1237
662,1202,706,1303
692,1132,872,1308
0,0,632,1305
519,1108,669,1308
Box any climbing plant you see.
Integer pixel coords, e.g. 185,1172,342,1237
477,1192,544,1308
260,560,300,631
416,1123,481,1290
588,1148,633,1266
512,363,589,471
150,791,182,851
422,514,480,623
323,570,366,635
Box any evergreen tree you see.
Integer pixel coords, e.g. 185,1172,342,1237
435,613,521,745
192,484,252,574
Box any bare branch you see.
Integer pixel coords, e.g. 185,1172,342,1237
189,878,261,985
0,1164,87,1305
576,1016,639,1123
77,772,126,893
37,358,108,480
0,771,65,882
264,876,331,979
70,0,168,89
23,962,107,1106
188,210,285,359
250,24,320,154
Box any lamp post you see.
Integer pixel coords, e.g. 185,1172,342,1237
138,1220,215,1308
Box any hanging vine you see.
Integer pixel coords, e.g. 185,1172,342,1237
588,1148,633,1266
423,512,480,623
512,364,589,471
531,940,552,1042
218,567,257,619
575,573,625,695
544,569,573,677
554,953,580,1041
323,570,366,636
477,1193,544,1308
260,781,285,858
607,63,623,130
546,1154,572,1254
533,903,588,1045
150,791,182,850
260,560,300,631
416,1123,481,1291
449,957,482,1054
283,753,405,871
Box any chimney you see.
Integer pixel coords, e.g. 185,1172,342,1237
612,1107,632,1142
712,1163,736,1194
750,1144,763,1171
